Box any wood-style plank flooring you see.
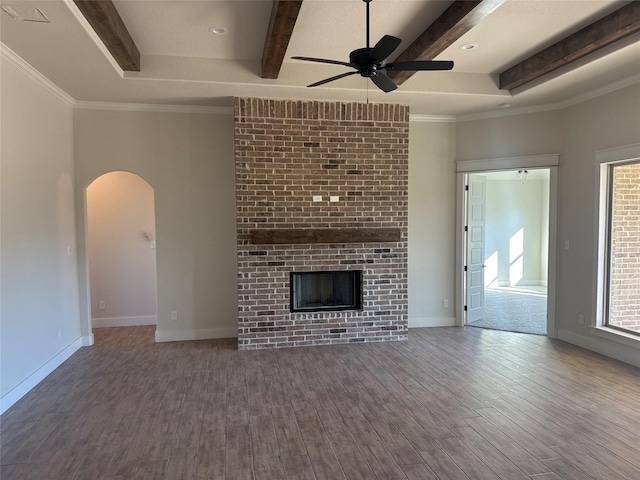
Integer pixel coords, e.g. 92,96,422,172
2,326,640,480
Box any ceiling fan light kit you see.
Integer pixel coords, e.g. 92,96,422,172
292,0,453,93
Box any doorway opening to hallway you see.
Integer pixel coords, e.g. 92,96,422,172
463,169,551,335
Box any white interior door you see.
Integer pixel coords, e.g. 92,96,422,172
466,174,486,323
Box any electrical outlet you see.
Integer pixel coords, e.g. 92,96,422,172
99,301,105,310
442,299,449,308
578,314,584,325
150,240,156,249
171,311,178,321
312,196,322,202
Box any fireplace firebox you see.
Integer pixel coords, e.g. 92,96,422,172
290,271,362,313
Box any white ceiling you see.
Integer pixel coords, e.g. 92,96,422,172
1,0,639,116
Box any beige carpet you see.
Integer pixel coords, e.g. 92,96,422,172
467,286,547,335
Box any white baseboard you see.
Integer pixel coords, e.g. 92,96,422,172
409,317,456,328
155,327,238,343
92,316,157,328
82,334,94,346
1,337,83,415
516,280,545,287
498,280,545,287
557,328,640,368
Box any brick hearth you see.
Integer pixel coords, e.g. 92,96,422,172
235,98,408,349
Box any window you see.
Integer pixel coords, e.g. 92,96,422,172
605,161,640,335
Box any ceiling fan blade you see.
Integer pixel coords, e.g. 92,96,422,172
385,60,454,71
292,56,353,67
370,35,402,62
307,71,359,88
370,72,397,93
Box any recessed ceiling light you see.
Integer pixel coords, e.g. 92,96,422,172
498,103,511,109
1,5,50,23
459,43,477,51
208,26,228,35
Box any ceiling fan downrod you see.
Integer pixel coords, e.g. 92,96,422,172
365,0,372,49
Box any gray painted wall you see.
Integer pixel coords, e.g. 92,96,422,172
73,109,238,342
2,52,639,409
408,121,457,326
1,57,80,398
458,84,640,366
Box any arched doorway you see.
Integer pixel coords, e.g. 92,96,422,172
86,171,157,341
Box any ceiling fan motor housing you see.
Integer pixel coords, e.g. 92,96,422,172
349,48,381,77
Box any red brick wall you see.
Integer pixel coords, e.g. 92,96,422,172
609,162,640,333
234,98,409,349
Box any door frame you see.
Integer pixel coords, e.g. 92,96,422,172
455,154,559,338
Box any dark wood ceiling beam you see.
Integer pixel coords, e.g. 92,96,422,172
262,0,303,79
500,2,640,91
387,0,506,85
73,0,140,71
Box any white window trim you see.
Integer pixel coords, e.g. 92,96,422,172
591,326,640,349
592,143,640,347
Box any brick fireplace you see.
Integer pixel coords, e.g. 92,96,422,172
234,98,408,349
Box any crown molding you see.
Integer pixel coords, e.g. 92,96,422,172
3,39,638,122
409,114,457,123
1,42,231,115
457,104,557,122
74,101,233,115
457,73,640,122
0,43,75,107
555,73,640,110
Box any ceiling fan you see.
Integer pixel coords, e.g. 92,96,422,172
292,0,454,93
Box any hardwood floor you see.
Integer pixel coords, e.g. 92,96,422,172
2,326,640,480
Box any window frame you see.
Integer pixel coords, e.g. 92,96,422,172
593,144,640,347
602,160,640,336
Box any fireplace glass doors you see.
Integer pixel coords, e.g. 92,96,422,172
290,270,362,313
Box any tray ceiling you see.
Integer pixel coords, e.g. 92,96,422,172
1,0,639,116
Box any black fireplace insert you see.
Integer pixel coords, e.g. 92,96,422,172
290,270,363,313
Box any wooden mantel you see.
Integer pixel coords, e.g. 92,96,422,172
250,228,402,245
